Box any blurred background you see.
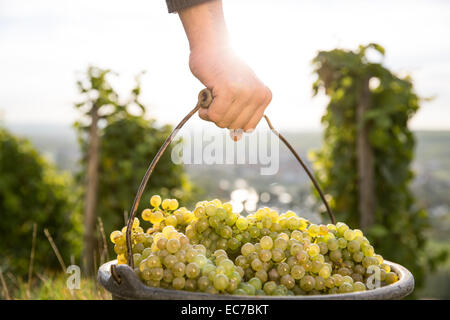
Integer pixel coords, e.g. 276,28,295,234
0,0,449,299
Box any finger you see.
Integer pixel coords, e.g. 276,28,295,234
220,88,253,127
206,92,234,128
229,129,244,142
228,102,259,130
243,87,272,131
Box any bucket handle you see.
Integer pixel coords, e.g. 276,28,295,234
123,88,335,270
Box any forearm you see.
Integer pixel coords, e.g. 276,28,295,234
178,0,230,53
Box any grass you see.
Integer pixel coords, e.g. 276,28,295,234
3,272,110,300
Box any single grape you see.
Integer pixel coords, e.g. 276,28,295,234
213,274,229,292
300,275,316,292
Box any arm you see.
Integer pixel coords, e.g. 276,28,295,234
176,0,272,132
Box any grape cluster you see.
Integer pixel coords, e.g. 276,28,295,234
109,196,399,296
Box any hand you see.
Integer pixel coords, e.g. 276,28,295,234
178,0,272,133
190,47,272,132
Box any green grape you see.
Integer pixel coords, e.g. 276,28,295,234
271,248,285,262
133,253,142,266
219,259,235,274
259,249,272,262
318,242,328,255
296,250,308,264
300,275,316,292
163,254,177,269
255,269,268,283
353,251,364,263
291,230,303,241
307,243,320,257
263,281,277,295
248,277,263,291
251,258,263,271
172,262,186,277
311,254,325,264
186,262,201,279
146,279,160,288
311,260,323,273
343,229,356,241
336,222,349,236
353,281,366,292
227,238,240,251
163,269,174,283
185,279,197,291
249,226,260,238
319,265,331,279
329,249,342,263
274,237,288,250
216,207,227,220
314,276,326,291
337,238,347,249
147,255,162,268
233,288,247,295
338,267,352,277
351,273,363,283
219,226,233,239
172,277,185,290
280,275,295,289
307,224,320,237
354,264,365,275
380,263,390,273
286,256,298,268
303,260,312,272
332,274,344,287
206,204,217,217
268,268,280,282
291,265,305,280
150,267,164,281
193,254,208,268
213,274,229,292
342,275,354,284
157,238,167,250
241,243,255,257
362,244,375,257
277,262,290,276
385,272,398,284
236,217,249,231
260,236,274,250
205,285,218,294
240,283,256,296
325,277,335,289
338,282,353,293
290,243,302,256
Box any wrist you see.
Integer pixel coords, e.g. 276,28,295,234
178,0,230,53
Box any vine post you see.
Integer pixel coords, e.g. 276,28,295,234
357,76,375,230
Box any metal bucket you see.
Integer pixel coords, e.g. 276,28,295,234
98,259,414,300
97,89,415,300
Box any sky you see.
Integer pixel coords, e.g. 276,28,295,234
0,0,449,131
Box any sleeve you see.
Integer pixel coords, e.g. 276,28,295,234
166,0,214,13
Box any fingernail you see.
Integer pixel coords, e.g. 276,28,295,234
229,129,243,142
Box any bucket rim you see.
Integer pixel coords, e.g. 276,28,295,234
98,259,414,300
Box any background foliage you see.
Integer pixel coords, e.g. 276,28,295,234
74,66,195,242
0,127,81,277
309,44,446,291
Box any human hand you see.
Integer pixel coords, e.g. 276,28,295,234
178,0,272,135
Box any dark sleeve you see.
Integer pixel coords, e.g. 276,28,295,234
166,0,213,13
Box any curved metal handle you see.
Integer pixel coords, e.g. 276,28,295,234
125,88,335,269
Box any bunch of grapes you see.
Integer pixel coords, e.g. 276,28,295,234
109,195,399,296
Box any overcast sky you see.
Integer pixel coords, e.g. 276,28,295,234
1,0,449,131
